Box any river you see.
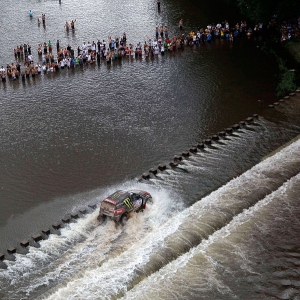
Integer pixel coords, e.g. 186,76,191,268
0,0,300,299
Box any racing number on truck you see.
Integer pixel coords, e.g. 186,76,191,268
123,198,133,209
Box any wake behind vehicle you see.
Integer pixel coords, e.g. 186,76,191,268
97,189,153,225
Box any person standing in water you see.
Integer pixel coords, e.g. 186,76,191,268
29,10,33,18
65,21,70,31
42,14,46,26
70,19,76,30
179,19,183,30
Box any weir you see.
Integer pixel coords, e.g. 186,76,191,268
1,0,300,297
123,172,300,300
140,91,300,182
0,205,98,268
37,125,300,300
0,98,299,299
0,91,299,269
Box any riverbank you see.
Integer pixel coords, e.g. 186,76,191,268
284,39,300,63
257,23,300,97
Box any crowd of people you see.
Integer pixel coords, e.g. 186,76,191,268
1,20,263,83
278,16,300,42
1,4,298,84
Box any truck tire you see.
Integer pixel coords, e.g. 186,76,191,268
120,214,128,226
97,215,105,224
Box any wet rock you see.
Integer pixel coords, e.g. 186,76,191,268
158,163,167,171
32,234,43,242
7,247,16,254
42,228,51,235
52,222,61,230
20,240,29,248
149,168,157,175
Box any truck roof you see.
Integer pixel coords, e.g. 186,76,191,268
105,190,130,204
103,189,149,205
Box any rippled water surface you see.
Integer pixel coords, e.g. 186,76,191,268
1,0,300,299
0,0,277,227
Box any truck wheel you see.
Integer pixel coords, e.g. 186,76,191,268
97,215,105,224
120,215,128,226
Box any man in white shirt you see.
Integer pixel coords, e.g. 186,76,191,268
87,41,92,53
82,42,87,51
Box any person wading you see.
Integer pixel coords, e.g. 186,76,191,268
71,19,76,30
179,19,183,30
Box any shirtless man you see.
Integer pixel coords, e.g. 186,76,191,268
42,14,45,25
70,19,76,30
179,19,183,30
65,21,70,31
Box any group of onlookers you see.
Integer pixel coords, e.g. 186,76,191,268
4,17,296,84
278,17,300,42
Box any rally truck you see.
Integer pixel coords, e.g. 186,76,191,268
97,189,153,225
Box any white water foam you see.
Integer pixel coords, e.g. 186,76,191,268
37,137,300,299
0,182,184,299
122,167,300,300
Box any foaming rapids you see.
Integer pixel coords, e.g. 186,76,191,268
30,137,300,299
0,185,183,300
124,171,300,300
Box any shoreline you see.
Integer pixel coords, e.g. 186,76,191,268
284,39,300,63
